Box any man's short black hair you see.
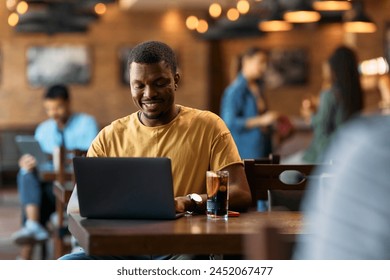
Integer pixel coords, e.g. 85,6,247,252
128,41,177,74
44,84,70,101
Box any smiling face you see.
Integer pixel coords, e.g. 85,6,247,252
129,61,180,127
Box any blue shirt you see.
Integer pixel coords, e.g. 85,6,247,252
220,74,266,159
34,113,99,154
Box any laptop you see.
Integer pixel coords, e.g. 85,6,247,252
15,135,52,170
73,157,184,220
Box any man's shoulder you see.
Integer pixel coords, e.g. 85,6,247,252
180,106,228,134
181,106,221,122
223,76,248,98
36,118,54,131
72,112,97,122
100,114,134,133
111,114,133,125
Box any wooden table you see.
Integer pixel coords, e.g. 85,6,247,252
69,211,302,256
40,170,74,182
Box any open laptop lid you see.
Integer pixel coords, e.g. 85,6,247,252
73,157,181,220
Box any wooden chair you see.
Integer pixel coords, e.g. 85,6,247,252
17,147,75,260
243,154,280,164
51,147,86,259
244,160,319,211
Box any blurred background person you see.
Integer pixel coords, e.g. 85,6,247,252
220,47,279,159
283,45,364,164
12,84,99,259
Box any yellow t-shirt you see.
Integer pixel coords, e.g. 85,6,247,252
87,105,242,196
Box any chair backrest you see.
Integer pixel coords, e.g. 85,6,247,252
244,160,320,210
54,147,87,184
243,154,280,165
52,148,86,259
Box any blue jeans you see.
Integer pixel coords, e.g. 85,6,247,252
17,170,55,226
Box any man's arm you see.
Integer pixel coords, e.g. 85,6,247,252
174,163,252,213
245,111,279,129
222,163,252,211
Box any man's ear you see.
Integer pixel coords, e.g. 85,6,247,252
174,72,181,86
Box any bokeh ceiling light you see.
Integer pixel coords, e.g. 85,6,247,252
237,0,250,14
209,3,222,18
16,1,28,14
313,0,352,11
8,0,116,34
284,11,321,23
344,21,376,33
95,3,107,15
188,0,360,38
227,8,240,21
259,20,292,32
196,19,209,33
343,1,376,33
186,15,199,30
283,1,321,23
8,12,19,26
6,0,17,11
259,5,293,32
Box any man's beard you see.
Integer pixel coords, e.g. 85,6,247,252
141,111,163,120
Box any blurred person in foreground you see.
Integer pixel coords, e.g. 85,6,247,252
60,40,251,260
283,45,364,163
12,85,99,259
294,113,390,259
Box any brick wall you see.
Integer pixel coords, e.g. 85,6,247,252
0,6,209,128
0,2,389,129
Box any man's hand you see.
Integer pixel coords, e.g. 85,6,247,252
18,154,37,172
246,111,279,129
174,196,191,213
378,75,390,107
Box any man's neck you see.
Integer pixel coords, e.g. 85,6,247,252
139,105,180,127
56,114,71,130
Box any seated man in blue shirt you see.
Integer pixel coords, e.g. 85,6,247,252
12,84,99,259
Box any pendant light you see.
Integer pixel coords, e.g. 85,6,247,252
343,0,376,33
283,1,321,23
259,6,292,32
313,0,352,11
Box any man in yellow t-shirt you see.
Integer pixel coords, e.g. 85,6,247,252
62,40,251,260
